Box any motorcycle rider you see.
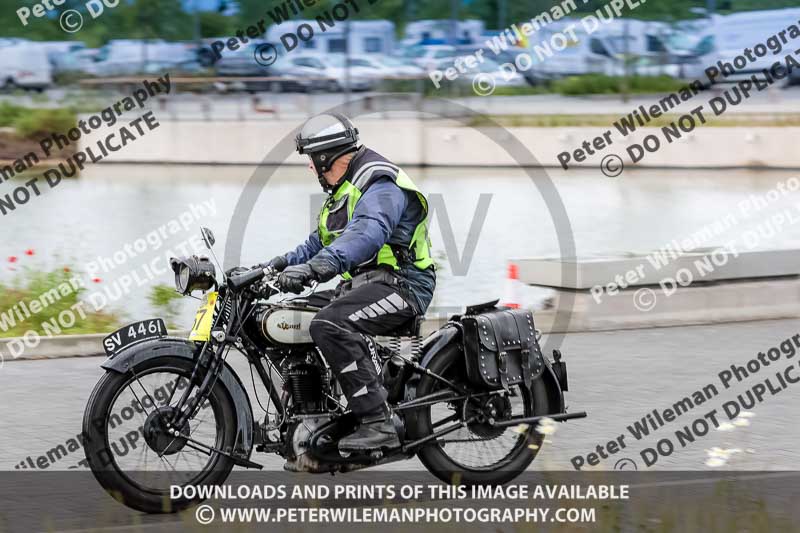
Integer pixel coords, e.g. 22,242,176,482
264,113,436,453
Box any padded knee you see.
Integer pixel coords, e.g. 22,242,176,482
309,311,350,345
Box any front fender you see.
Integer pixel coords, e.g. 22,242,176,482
101,337,254,458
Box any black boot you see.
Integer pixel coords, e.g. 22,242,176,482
339,404,400,452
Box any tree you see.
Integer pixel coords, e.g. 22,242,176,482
199,11,236,37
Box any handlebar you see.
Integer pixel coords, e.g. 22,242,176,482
226,265,318,296
227,267,268,291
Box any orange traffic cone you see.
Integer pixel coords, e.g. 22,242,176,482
501,262,522,309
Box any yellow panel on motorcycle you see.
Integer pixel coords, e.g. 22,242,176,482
189,291,218,342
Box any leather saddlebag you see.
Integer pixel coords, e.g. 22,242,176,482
462,308,545,390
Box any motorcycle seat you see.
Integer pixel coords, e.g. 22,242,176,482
387,315,423,338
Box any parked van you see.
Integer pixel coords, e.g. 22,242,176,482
681,8,800,86
266,20,396,56
402,20,485,47
87,40,199,76
593,20,678,60
531,21,621,78
0,43,52,90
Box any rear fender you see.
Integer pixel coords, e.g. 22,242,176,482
418,322,462,370
101,337,254,457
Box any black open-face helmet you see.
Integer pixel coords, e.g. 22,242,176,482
295,113,360,192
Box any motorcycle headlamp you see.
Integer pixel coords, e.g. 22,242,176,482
169,256,216,295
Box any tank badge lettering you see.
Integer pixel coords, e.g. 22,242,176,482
277,321,301,331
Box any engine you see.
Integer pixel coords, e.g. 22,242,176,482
279,352,337,472
280,352,329,414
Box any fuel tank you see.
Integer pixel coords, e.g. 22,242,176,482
260,306,317,345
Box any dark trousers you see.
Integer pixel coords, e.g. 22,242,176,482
309,281,417,415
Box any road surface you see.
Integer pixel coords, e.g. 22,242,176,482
1,318,797,473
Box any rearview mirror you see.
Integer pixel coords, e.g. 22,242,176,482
200,227,216,249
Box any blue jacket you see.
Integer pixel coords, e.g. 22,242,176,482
284,151,435,313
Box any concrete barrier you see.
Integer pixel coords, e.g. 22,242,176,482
513,249,800,290
0,333,108,361
511,249,800,333
541,278,800,332
78,118,800,169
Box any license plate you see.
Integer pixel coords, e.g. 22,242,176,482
189,291,218,342
103,318,167,357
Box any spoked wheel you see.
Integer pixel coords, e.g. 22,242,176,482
82,356,238,513
411,345,550,485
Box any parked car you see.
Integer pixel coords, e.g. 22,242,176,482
0,38,29,48
213,44,323,93
402,45,458,70
40,41,87,57
345,55,425,78
268,56,330,92
284,54,375,91
494,49,547,86
50,46,97,76
434,56,527,89
0,43,52,90
626,57,684,78
215,42,270,77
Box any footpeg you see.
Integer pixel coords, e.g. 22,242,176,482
231,456,263,469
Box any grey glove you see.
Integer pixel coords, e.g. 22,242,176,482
277,264,316,294
307,255,339,283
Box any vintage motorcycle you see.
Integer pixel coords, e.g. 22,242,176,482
82,228,585,514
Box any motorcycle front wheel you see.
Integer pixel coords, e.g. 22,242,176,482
411,344,551,485
82,356,238,513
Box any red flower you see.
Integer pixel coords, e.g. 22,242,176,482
92,277,102,283
63,267,71,273
24,249,34,256
8,256,17,263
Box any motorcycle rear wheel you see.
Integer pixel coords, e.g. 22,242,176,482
411,344,550,485
82,356,238,513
